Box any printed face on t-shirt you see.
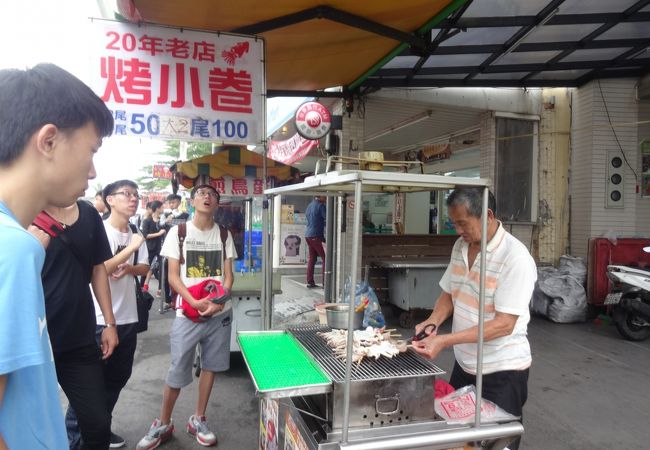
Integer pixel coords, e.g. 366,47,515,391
186,250,222,278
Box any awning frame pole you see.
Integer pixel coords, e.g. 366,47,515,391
474,186,489,427
341,179,363,444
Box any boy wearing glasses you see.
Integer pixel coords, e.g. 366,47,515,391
0,64,113,449
71,179,149,447
138,184,236,450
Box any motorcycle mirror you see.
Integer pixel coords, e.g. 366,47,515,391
644,246,650,253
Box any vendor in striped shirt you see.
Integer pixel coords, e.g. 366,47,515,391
412,188,537,450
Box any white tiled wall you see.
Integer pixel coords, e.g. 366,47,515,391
570,78,644,259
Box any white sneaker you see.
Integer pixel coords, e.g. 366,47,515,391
136,418,174,450
186,415,217,447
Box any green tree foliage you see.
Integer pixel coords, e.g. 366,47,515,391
136,141,213,192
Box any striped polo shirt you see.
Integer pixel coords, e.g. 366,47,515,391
440,222,537,374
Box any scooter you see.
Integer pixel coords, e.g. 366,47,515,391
604,247,650,341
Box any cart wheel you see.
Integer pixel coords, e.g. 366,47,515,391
399,311,414,329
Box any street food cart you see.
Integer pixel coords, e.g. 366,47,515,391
239,165,524,449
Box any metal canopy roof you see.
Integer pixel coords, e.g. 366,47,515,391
370,0,650,89
119,0,650,94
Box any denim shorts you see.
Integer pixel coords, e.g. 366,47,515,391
166,310,232,388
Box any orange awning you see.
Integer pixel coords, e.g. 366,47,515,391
172,147,294,190
120,0,461,92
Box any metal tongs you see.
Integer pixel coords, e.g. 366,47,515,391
406,323,437,343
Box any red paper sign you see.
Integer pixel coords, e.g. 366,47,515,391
152,164,172,179
267,133,318,165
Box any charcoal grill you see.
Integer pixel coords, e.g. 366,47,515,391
288,325,444,431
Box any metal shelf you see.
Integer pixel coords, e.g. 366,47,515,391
265,170,490,196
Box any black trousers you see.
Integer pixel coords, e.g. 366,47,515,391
449,361,529,450
102,324,138,414
67,324,138,449
55,344,111,450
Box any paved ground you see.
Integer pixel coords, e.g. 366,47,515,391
60,274,650,449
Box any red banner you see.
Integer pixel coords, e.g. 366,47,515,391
152,164,173,179
267,132,318,165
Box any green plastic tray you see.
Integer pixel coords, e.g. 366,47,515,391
238,331,331,398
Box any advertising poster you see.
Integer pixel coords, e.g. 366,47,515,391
90,21,264,144
280,224,306,265
259,399,279,450
284,411,308,450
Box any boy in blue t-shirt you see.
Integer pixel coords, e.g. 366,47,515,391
0,64,113,449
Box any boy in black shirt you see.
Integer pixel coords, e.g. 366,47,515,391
35,199,118,449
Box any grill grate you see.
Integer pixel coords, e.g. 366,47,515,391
288,325,444,383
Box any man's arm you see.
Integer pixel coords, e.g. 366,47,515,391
143,220,165,240
90,263,118,359
130,263,150,277
0,374,6,449
222,257,234,291
197,256,234,317
104,233,145,274
416,291,454,335
145,229,165,240
413,311,519,360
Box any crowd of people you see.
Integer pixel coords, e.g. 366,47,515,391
0,62,537,450
0,64,237,450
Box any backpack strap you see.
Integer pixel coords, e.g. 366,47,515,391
32,211,65,238
219,225,228,251
33,209,87,280
128,223,140,264
178,222,187,265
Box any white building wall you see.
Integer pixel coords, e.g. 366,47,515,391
637,98,650,232
538,88,571,264
570,78,642,259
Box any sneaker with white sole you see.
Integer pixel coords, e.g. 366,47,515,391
109,432,125,448
136,419,174,450
186,415,217,447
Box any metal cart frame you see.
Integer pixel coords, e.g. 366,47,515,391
262,165,522,448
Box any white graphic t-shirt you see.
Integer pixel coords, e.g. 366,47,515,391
161,221,237,317
94,222,149,325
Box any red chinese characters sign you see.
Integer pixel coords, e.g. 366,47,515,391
267,133,318,165
205,176,267,197
152,164,172,179
90,22,264,144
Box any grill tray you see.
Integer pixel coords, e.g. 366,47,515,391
288,325,444,382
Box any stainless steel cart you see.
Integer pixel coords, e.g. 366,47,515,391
256,167,523,449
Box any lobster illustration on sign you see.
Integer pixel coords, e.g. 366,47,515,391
222,41,250,66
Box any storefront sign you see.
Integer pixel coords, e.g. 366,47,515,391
90,21,264,144
267,132,318,164
152,164,172,179
139,191,168,208
294,101,331,139
206,175,266,197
